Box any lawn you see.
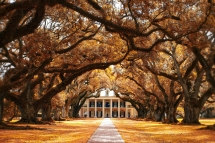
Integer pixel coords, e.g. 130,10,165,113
0,118,215,143
112,118,215,143
0,118,102,143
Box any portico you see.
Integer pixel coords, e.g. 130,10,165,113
79,90,137,118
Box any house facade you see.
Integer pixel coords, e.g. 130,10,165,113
79,90,137,118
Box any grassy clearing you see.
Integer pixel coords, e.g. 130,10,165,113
0,118,102,143
1,118,215,143
112,118,215,143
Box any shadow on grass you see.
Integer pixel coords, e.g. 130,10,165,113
198,124,215,131
0,120,56,130
126,117,152,121
0,124,47,130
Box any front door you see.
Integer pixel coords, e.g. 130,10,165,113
105,110,110,118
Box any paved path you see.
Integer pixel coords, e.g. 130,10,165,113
87,118,125,143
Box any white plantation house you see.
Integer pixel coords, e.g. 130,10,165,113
79,89,137,118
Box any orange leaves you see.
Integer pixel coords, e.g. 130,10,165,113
0,119,102,143
89,69,112,89
52,91,67,108
113,118,215,143
1,1,214,124
23,31,53,62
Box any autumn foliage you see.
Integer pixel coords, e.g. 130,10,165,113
0,0,215,130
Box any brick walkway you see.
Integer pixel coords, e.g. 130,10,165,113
87,118,125,143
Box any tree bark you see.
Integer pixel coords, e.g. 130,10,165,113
154,106,165,122
65,104,70,118
146,106,154,120
137,109,144,118
17,81,39,123
41,101,53,122
69,104,82,118
18,103,38,123
72,105,80,118
165,106,177,123
53,107,61,121
0,95,4,125
205,108,213,118
164,96,181,124
64,101,77,118
182,99,200,124
135,104,145,118
182,87,213,124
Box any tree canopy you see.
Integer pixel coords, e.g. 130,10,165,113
0,0,215,125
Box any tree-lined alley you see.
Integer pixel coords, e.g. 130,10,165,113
0,0,215,126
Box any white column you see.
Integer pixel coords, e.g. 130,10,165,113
110,99,112,118
118,99,120,118
102,99,105,118
95,99,97,117
125,102,128,118
87,99,89,117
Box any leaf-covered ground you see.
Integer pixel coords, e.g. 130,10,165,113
0,118,215,143
0,118,102,143
112,118,215,143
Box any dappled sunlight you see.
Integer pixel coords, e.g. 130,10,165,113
199,119,215,125
0,118,215,142
112,118,215,143
0,118,102,143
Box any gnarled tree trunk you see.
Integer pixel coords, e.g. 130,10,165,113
53,108,60,120
70,105,80,118
17,81,39,123
204,108,214,118
0,95,4,125
146,106,154,120
65,104,70,118
41,101,53,122
18,103,38,123
137,109,144,118
154,106,165,122
182,99,200,124
165,106,177,123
